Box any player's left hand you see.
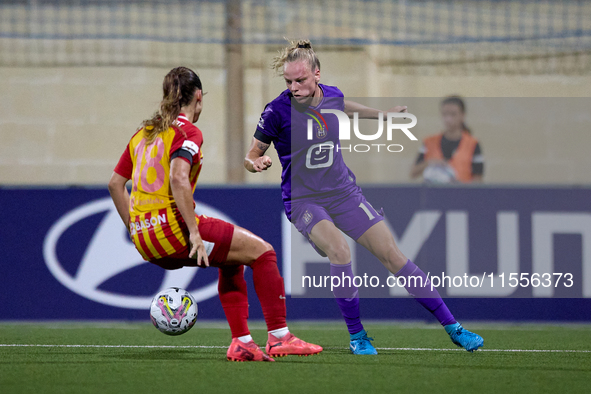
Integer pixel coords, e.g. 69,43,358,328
189,231,209,268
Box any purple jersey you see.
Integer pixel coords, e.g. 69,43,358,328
254,84,357,217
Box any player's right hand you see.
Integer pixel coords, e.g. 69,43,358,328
253,156,272,172
189,231,209,267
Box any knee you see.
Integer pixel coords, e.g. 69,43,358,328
380,246,407,272
261,240,274,253
247,239,274,265
325,242,351,265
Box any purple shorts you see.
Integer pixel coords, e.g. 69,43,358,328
290,186,384,257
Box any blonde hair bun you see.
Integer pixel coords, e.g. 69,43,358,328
271,39,320,76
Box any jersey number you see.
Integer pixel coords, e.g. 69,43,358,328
132,138,166,193
359,202,375,220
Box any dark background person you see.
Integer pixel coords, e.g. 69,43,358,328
410,96,484,183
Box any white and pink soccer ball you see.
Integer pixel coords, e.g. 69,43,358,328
150,287,198,336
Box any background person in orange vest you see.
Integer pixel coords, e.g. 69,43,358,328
410,96,484,183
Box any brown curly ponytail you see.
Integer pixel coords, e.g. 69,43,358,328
142,66,202,143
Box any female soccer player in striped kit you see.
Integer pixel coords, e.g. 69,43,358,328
245,40,484,354
108,66,321,362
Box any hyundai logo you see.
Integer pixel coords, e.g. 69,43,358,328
43,197,235,309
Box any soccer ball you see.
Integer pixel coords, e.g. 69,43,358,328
423,163,457,184
150,287,198,336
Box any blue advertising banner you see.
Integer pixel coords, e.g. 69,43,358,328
291,187,591,299
1,186,591,322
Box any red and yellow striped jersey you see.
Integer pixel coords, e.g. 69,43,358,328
114,114,203,261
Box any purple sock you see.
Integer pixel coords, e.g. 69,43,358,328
396,259,457,326
330,262,364,335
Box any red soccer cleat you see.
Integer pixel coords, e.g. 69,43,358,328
265,332,323,357
226,338,275,362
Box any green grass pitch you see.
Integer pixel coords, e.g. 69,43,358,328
1,321,591,394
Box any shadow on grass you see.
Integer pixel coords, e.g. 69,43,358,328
104,349,225,362
263,349,591,373
0,349,226,364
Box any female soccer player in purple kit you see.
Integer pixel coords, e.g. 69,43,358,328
244,40,483,354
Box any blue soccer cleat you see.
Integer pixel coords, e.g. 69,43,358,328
349,330,378,355
445,323,484,352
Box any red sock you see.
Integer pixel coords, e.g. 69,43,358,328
218,266,250,338
250,250,287,332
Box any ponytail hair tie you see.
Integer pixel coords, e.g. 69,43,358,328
297,43,311,49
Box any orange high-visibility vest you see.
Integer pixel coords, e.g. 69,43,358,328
423,132,478,182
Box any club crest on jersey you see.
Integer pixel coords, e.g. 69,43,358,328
302,210,313,225
305,109,328,140
315,122,327,139
258,106,273,130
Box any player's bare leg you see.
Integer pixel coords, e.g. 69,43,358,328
309,220,377,354
225,226,273,265
308,219,351,265
356,221,407,274
357,221,483,352
224,226,322,358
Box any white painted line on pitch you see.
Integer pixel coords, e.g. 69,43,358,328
0,344,227,349
372,347,591,353
1,344,591,353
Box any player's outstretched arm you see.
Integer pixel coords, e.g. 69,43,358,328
108,172,131,228
244,137,273,173
344,100,408,119
170,157,209,267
